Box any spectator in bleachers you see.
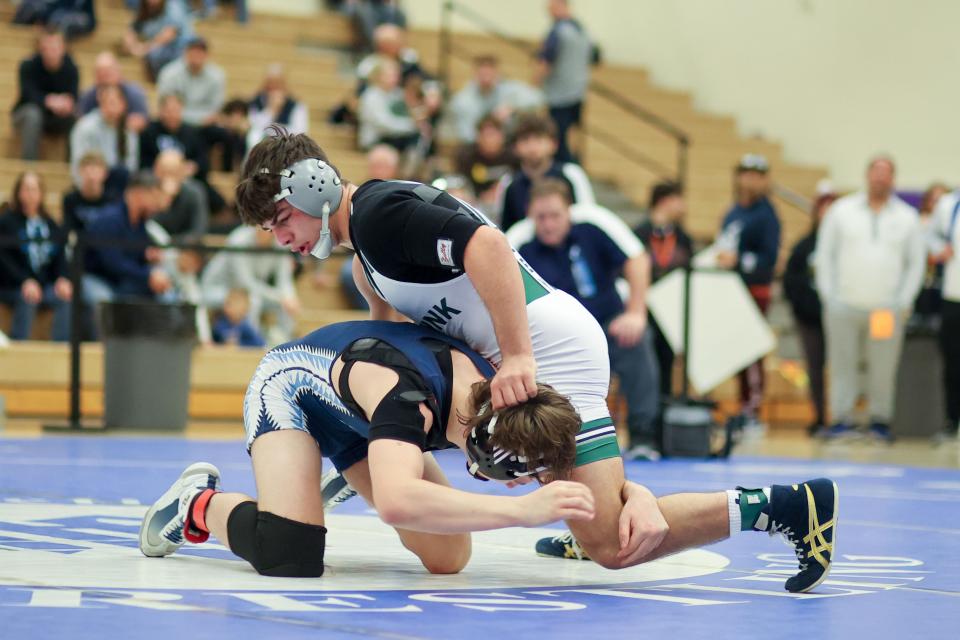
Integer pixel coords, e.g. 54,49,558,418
211,288,265,348
929,184,960,440
911,182,950,332
77,52,149,133
246,64,309,150
70,84,140,191
330,23,431,127
401,70,443,161
448,55,543,143
454,115,516,213
0,172,72,341
152,148,209,240
635,182,694,284
357,57,421,151
157,37,236,174
343,0,406,52
784,190,837,436
82,171,173,308
156,37,225,127
356,24,428,91
535,0,595,164
499,113,594,231
205,96,248,233
139,93,205,173
11,27,78,161
356,20,411,76
218,98,251,172
13,0,96,40
196,0,248,24
366,143,400,180
815,156,925,442
201,225,300,344
634,181,694,398
123,0,195,80
137,153,208,330
62,151,125,234
713,153,781,432
140,93,228,216
514,178,660,459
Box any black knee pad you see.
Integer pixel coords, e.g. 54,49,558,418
227,501,327,577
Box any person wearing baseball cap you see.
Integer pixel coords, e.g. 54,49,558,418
715,153,781,433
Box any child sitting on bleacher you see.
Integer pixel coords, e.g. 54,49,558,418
211,288,264,348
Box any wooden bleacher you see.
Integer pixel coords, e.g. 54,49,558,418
0,338,261,419
0,1,828,244
0,1,818,425
407,28,828,246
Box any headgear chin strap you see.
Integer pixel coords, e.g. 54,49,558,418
464,403,548,482
309,206,333,260
261,158,343,260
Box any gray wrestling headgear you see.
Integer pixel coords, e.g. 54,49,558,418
261,158,343,260
464,403,549,482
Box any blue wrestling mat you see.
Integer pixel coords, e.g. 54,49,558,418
0,436,958,639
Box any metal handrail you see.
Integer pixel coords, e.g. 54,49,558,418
587,126,677,179
439,0,690,185
772,182,813,216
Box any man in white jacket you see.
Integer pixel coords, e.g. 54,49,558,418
814,156,925,441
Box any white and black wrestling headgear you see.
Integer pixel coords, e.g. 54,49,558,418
261,158,343,259
464,403,549,482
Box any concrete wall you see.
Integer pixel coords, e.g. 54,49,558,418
400,0,960,190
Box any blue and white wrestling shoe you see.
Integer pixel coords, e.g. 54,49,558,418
321,469,358,510
768,478,839,593
139,462,221,558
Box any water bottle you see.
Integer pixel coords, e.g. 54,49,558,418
568,245,597,298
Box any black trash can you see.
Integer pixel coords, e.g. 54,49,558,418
100,301,197,431
893,331,944,438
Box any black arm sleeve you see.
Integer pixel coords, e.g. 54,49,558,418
352,186,483,274
367,389,430,450
399,199,482,270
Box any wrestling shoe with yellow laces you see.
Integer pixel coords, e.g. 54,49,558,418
766,478,839,593
535,530,591,560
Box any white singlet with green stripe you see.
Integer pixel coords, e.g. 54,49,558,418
354,187,618,465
